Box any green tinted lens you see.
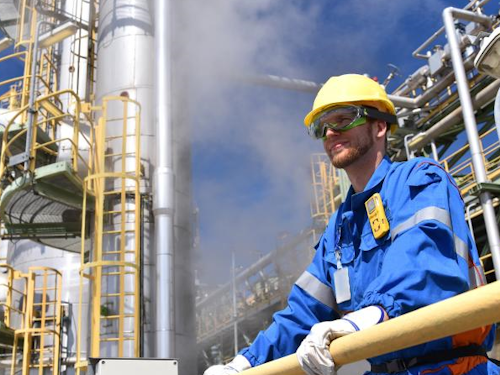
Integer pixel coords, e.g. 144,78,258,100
329,116,367,131
309,106,367,139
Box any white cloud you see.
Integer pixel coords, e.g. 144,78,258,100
179,0,459,283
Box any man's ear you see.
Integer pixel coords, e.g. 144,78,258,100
373,119,387,140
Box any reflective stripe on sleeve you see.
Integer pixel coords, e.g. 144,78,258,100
390,205,482,289
295,271,337,310
454,234,468,262
390,206,451,241
456,234,486,289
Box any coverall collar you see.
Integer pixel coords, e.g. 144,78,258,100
346,155,392,211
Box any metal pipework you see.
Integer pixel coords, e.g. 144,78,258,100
408,79,500,151
154,0,175,358
412,26,446,60
443,7,500,280
241,53,475,110
240,74,321,93
412,0,493,60
242,55,475,111
239,281,500,375
389,52,477,111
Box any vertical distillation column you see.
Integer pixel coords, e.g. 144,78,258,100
58,0,91,109
94,0,154,357
94,0,195,367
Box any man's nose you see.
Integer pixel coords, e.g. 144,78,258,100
324,127,341,138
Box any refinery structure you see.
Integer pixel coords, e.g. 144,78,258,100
0,1,498,375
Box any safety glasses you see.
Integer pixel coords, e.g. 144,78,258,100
307,105,397,140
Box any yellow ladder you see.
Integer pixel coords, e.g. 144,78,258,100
77,96,141,371
11,267,62,375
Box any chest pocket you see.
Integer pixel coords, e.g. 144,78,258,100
359,229,391,251
358,223,392,284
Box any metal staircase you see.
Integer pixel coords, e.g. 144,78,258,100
0,90,95,252
0,0,98,252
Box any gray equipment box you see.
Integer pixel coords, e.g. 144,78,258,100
93,358,178,375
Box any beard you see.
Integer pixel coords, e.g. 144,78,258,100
329,126,374,169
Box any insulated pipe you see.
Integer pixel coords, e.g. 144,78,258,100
412,0,492,60
408,79,500,151
412,26,446,60
466,202,479,243
154,0,175,358
443,7,500,280
389,53,477,112
239,74,321,93
430,141,439,161
242,53,475,111
239,281,500,375
467,0,494,10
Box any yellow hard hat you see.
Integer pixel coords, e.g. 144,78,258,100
304,74,396,127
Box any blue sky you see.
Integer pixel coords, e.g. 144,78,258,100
187,0,498,284
2,1,496,285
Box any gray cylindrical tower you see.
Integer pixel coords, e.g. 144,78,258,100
95,0,195,371
95,0,156,357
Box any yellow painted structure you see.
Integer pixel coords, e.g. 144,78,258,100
239,281,500,375
76,96,142,372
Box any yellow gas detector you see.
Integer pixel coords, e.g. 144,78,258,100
365,193,389,239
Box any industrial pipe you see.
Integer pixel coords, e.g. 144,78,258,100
242,53,476,111
412,26,446,60
412,1,492,59
238,74,321,93
443,7,500,281
408,79,500,150
154,0,175,358
239,281,500,375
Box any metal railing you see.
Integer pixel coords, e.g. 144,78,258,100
10,266,62,375
440,125,500,196
0,264,27,330
0,89,95,190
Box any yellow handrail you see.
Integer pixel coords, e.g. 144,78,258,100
0,89,95,193
240,281,500,375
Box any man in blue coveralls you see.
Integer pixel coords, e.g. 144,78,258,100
204,74,499,375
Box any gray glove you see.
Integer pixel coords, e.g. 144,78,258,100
203,355,251,375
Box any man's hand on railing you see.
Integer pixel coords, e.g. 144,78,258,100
204,355,252,375
296,306,387,375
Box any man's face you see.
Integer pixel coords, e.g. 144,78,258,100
322,120,375,169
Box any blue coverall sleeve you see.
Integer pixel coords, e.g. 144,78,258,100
360,161,471,318
239,230,340,366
